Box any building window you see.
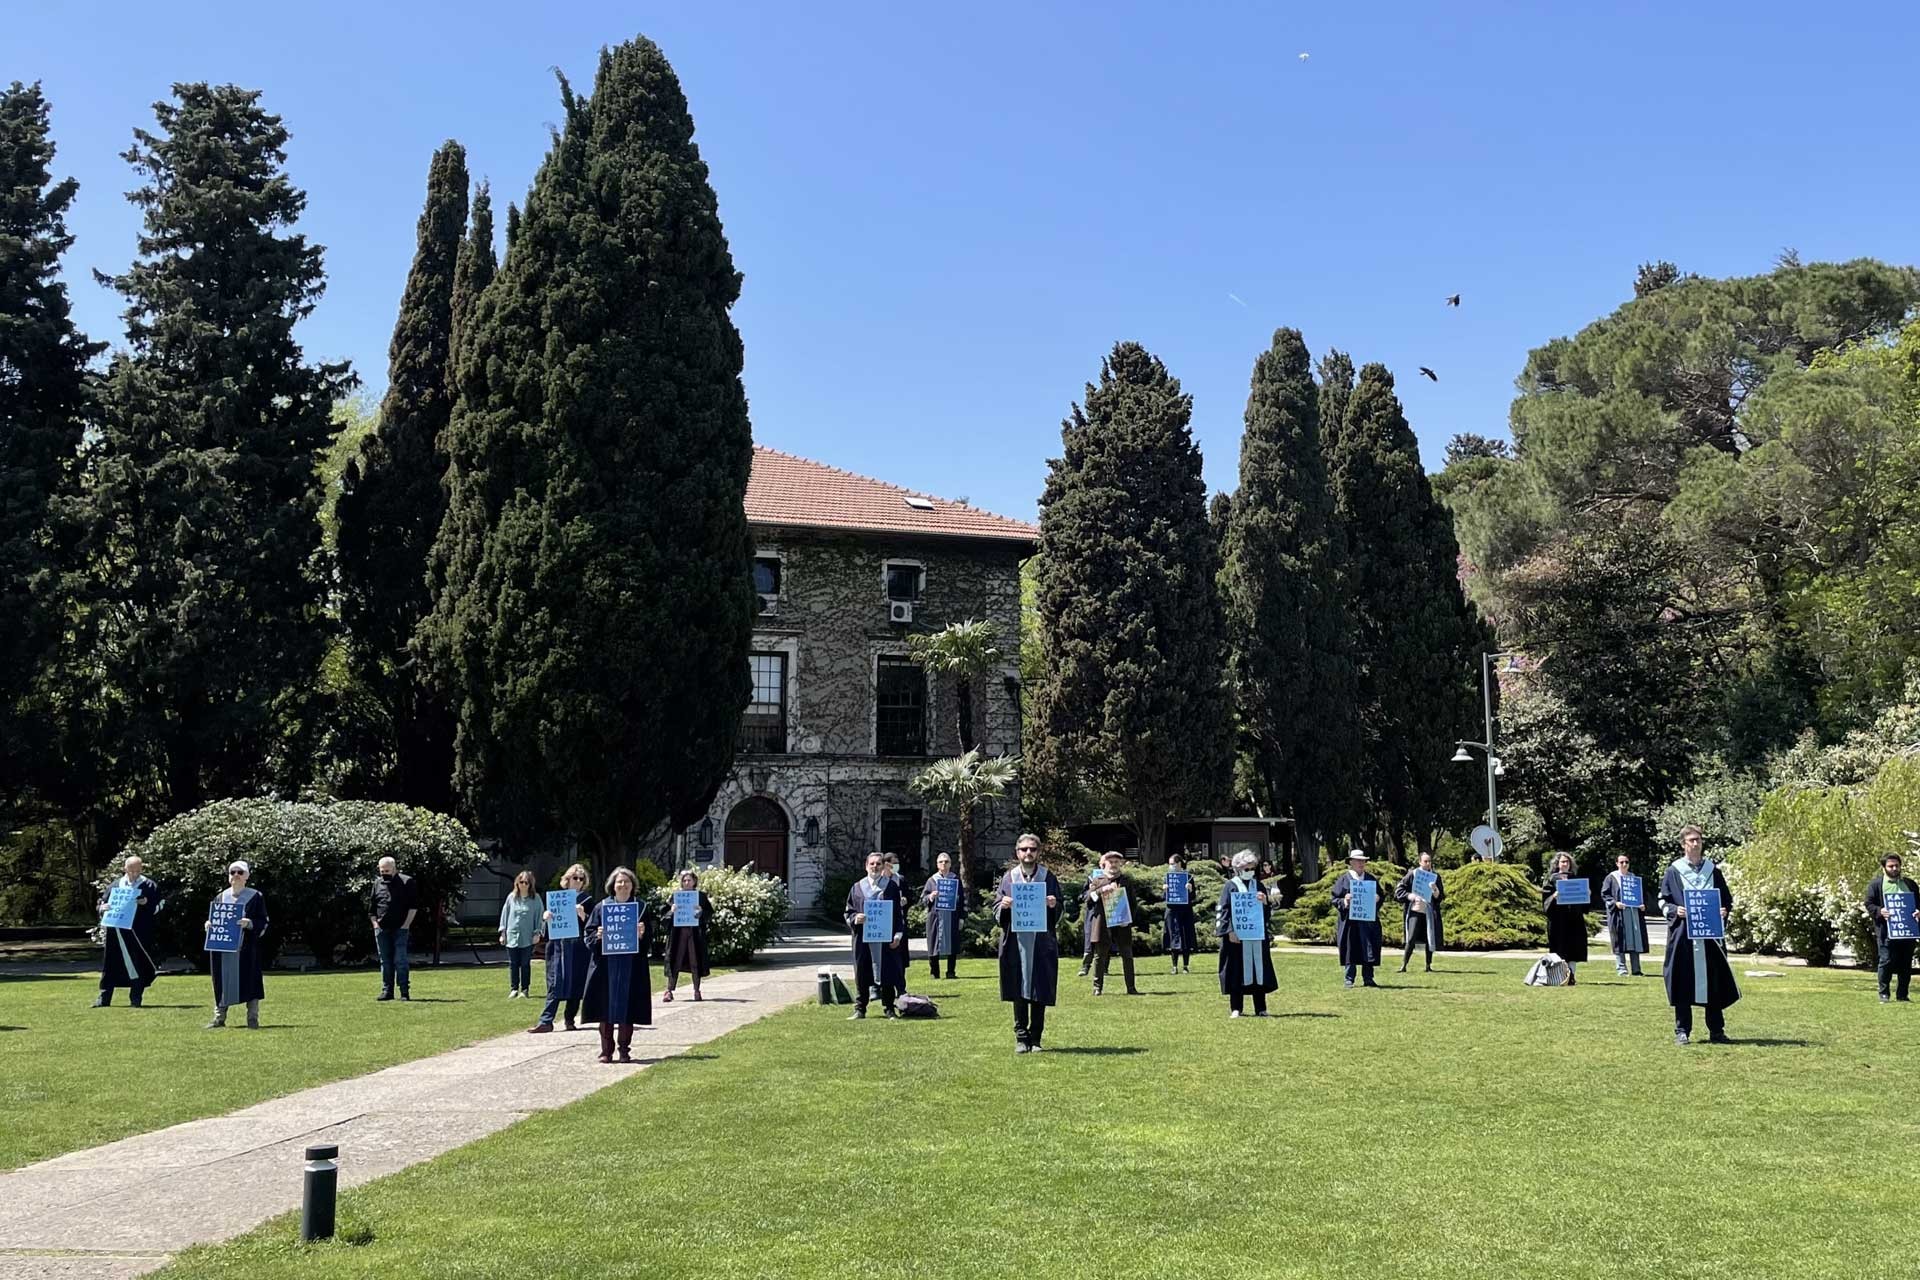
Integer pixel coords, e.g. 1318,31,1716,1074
753,555,782,616
875,655,927,756
879,808,924,882
884,561,924,602
739,652,787,753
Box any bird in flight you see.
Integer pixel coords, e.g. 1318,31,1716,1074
1444,294,1461,307
1298,52,1310,61
1418,367,1439,381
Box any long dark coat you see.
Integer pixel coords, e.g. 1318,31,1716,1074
995,868,1063,1006
1215,879,1278,996
1660,862,1740,1012
919,874,967,958
543,892,596,1001
98,875,163,991
208,888,268,1005
1393,870,1446,951
1600,871,1649,956
1542,877,1592,963
667,891,713,979
845,876,909,994
1331,872,1384,966
582,898,653,1027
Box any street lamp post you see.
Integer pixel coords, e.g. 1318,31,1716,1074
1453,650,1519,859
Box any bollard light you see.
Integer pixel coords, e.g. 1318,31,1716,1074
301,1143,339,1242
817,967,834,1006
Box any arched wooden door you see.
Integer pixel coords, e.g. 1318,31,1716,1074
725,796,789,879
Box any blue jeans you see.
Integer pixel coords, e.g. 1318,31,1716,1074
376,926,411,995
1344,963,1375,984
506,946,533,993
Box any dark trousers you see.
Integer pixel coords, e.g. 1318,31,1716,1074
1013,998,1047,1047
1613,945,1645,976
598,1021,634,1057
1401,915,1433,968
375,925,411,996
97,978,148,1006
1879,939,1915,999
1093,927,1136,993
928,952,957,978
1229,988,1267,1015
856,979,898,1015
506,946,533,992
1675,1004,1726,1036
1344,963,1375,984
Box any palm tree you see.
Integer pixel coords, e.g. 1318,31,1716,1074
908,620,1003,754
909,749,1019,888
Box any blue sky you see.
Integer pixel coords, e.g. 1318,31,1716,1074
12,2,1918,521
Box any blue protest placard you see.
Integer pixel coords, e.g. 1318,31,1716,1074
545,889,580,940
1886,891,1919,941
934,877,960,912
1010,880,1047,933
862,897,894,944
672,890,699,929
205,898,243,953
1413,869,1439,903
1349,879,1378,922
1165,872,1191,906
1684,888,1725,939
101,885,138,931
1104,889,1133,928
601,901,640,955
1230,891,1265,941
1619,874,1644,908
1556,877,1592,906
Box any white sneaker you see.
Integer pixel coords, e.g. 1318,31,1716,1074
1229,1010,1242,1019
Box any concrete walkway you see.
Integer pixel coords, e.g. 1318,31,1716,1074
0,931,847,1279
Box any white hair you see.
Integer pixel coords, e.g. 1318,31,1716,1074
1232,851,1259,871
228,860,250,875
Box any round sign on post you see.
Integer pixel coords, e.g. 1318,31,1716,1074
1469,824,1503,860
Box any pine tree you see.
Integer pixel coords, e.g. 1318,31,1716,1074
1220,329,1361,877
423,38,754,859
1029,342,1232,861
1325,363,1484,854
90,83,353,814
0,82,102,805
334,142,467,808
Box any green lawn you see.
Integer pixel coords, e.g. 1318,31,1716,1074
0,961,685,1168
152,953,1911,1280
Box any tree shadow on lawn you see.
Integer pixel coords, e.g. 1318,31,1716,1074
1721,1037,1821,1048
1267,1011,1339,1019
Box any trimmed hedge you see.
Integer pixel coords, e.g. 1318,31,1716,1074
1440,862,1549,949
648,865,789,964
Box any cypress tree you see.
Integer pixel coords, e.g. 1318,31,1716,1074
90,83,353,813
1325,363,1484,854
1030,342,1232,860
423,38,754,859
1220,330,1361,878
334,142,467,808
0,82,102,803
447,180,495,372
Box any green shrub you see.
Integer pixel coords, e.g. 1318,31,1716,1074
649,865,789,964
1280,862,1406,944
109,798,487,967
629,860,671,893
1439,861,1549,950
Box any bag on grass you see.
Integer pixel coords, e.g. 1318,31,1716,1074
830,973,855,1005
895,994,940,1018
1524,953,1570,987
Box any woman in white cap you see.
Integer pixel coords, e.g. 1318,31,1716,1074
204,861,269,1029
1217,851,1277,1016
1330,849,1383,988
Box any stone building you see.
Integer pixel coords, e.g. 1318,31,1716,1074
654,446,1035,913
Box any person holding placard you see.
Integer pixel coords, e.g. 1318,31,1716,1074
94,855,164,1008
845,851,907,1019
996,832,1063,1052
1601,854,1649,977
664,870,712,1003
203,861,268,1029
1660,826,1738,1045
1331,850,1383,988
920,852,966,980
530,863,593,1034
1084,851,1140,997
1863,852,1919,1003
1541,853,1593,985
498,871,541,998
1164,852,1198,974
1393,852,1446,973
1217,851,1277,1016
583,867,652,1063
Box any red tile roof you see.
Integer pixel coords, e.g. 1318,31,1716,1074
747,445,1038,545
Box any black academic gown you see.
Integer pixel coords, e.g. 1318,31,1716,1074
668,891,713,979
208,888,268,1005
845,876,909,994
582,898,653,1027
98,875,163,992
995,868,1063,1006
1601,872,1649,956
1660,862,1740,1011
1215,879,1278,995
1542,877,1592,962
1393,870,1446,951
1331,872,1384,966
1163,873,1199,954
544,891,596,1000
920,875,967,958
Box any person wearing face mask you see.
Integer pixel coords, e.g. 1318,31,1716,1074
845,851,907,1019
1392,851,1445,974
996,833,1063,1053
1163,852,1198,974
1331,850,1383,988
1217,851,1277,1017
920,852,966,980
1660,825,1738,1045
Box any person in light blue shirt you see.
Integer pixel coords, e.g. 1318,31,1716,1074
498,871,542,998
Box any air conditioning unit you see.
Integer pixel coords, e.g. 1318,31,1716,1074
889,600,914,624
757,593,779,617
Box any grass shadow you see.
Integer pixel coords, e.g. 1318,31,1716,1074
1268,1011,1339,1019
0,1025,25,1031
390,997,464,1004
1042,1046,1147,1056
1722,1037,1821,1048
